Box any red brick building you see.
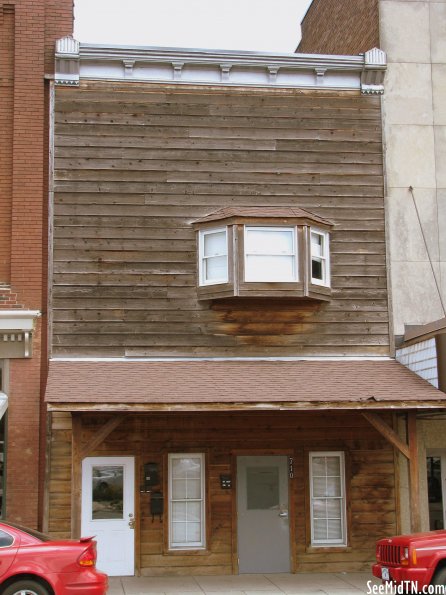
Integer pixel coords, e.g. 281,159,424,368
297,0,379,55
0,0,73,527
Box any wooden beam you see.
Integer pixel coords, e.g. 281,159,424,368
408,412,421,532
79,413,127,459
362,412,410,459
71,413,83,539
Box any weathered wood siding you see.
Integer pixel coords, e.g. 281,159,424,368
52,83,388,357
47,411,397,575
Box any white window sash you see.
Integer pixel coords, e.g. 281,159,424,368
310,229,330,287
199,228,228,286
168,453,206,549
244,226,298,283
309,451,346,546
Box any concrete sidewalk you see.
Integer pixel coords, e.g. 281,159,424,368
108,572,380,595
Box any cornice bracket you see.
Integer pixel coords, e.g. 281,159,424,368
361,47,386,95
55,37,80,86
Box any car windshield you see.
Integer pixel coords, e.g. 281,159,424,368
2,521,53,542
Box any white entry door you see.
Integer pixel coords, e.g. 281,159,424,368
81,456,135,576
237,456,291,573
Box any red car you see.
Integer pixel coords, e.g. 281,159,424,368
0,521,108,595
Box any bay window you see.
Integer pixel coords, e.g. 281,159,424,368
194,207,333,301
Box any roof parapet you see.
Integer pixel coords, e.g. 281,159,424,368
54,37,386,94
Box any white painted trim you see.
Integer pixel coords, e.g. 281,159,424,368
0,310,41,331
54,39,386,94
49,356,393,362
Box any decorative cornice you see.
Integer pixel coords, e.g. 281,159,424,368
54,38,386,94
0,310,40,358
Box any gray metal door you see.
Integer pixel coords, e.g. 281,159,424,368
237,456,290,573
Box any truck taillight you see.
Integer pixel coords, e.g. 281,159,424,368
78,543,97,567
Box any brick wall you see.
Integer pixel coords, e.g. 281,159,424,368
298,0,379,55
0,0,73,527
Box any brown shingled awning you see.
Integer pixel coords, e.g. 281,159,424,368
45,359,445,412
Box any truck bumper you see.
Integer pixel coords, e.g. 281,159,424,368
372,563,430,590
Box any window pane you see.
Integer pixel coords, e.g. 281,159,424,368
245,255,295,282
172,522,187,543
326,477,341,497
328,519,342,540
205,255,227,281
186,502,202,522
312,457,326,475
203,231,226,257
172,479,187,499
313,519,328,541
312,499,327,518
172,502,187,521
187,522,201,542
312,477,327,498
247,466,279,510
186,479,201,499
312,258,323,281
92,465,123,520
326,498,342,518
311,232,323,257
246,228,294,254
326,457,341,476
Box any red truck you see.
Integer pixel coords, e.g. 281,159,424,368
373,531,446,593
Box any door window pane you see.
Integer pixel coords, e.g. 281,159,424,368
246,467,279,510
92,465,124,520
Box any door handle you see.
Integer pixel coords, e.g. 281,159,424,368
128,513,136,529
278,511,288,517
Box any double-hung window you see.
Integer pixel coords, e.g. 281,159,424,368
309,451,347,546
244,226,298,282
199,228,228,285
168,453,206,549
311,229,330,286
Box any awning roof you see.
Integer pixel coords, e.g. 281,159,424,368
45,359,445,411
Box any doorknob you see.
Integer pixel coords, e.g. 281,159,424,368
128,513,136,529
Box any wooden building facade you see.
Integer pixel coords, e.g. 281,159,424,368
44,40,445,576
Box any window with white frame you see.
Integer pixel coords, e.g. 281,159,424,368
168,453,206,549
244,226,298,282
309,452,346,546
199,228,228,285
311,229,330,286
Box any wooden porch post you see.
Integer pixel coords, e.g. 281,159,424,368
407,412,421,532
362,410,421,532
71,413,83,539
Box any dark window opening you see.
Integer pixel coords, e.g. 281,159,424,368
427,456,443,530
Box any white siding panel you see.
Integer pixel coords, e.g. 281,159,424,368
396,339,438,388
